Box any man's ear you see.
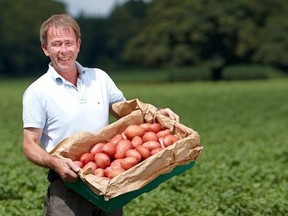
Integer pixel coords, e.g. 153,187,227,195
41,43,49,57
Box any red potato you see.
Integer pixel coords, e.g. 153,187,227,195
163,134,179,147
120,157,139,170
82,161,97,172
107,167,125,179
109,134,123,144
94,153,111,169
151,147,163,155
104,166,112,177
142,131,158,142
157,128,172,138
110,159,123,169
135,145,151,159
131,136,143,148
126,149,142,162
73,160,84,168
124,125,146,140
94,168,105,177
90,143,105,154
150,123,162,133
80,152,95,165
115,139,132,159
102,142,116,158
142,140,161,151
139,123,152,132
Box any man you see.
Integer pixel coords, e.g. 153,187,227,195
22,14,179,216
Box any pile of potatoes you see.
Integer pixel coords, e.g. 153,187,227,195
74,122,179,179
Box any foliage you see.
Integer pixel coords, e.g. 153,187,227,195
0,79,47,216
124,0,288,74
108,64,286,83
121,79,288,216
0,0,66,76
254,15,288,69
1,0,288,79
76,0,149,70
106,0,149,66
0,76,288,215
76,17,109,68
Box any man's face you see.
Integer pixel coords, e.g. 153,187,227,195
42,26,81,74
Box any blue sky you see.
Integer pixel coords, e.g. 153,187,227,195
58,0,127,17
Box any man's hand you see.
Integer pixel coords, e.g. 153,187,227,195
51,157,81,182
23,128,81,182
158,108,180,122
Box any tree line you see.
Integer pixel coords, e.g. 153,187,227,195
1,0,288,79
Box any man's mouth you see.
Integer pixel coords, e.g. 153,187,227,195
59,57,69,62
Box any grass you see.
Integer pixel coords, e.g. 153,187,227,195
0,77,287,215
108,64,287,83
121,79,288,215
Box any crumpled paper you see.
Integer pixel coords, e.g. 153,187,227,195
51,98,202,200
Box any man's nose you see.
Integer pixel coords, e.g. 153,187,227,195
59,44,68,53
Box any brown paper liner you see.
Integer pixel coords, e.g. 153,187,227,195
51,98,202,200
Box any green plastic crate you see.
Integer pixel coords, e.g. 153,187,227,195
65,161,196,212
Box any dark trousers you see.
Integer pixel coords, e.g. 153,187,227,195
45,170,123,216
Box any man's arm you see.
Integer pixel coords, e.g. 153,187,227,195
22,128,80,181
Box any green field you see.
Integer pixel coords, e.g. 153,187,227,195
0,77,287,215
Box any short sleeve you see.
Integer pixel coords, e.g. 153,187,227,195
22,85,46,129
101,72,126,106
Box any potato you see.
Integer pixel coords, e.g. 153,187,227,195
139,123,152,132
115,139,132,159
131,136,143,148
157,128,172,138
151,147,163,155
107,167,125,179
110,159,123,169
90,143,105,154
135,145,151,159
150,123,162,133
126,149,142,162
124,124,145,140
94,153,111,169
109,134,123,144
142,140,161,151
94,168,105,177
163,134,179,147
142,131,158,142
82,161,97,172
120,157,139,170
102,142,116,159
80,152,95,165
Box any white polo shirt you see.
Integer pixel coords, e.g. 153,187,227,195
22,62,125,152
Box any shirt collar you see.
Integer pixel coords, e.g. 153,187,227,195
76,62,86,79
48,62,86,84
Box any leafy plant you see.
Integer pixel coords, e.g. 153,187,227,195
0,78,288,215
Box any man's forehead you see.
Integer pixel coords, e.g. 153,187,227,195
47,26,76,38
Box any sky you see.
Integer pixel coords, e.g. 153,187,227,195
58,0,127,17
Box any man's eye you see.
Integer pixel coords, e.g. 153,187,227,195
52,42,61,47
66,41,73,46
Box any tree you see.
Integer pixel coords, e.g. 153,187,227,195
124,0,288,79
75,0,149,70
254,15,288,70
105,0,149,68
76,16,109,68
0,0,66,77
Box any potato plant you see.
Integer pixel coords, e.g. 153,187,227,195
0,78,288,215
